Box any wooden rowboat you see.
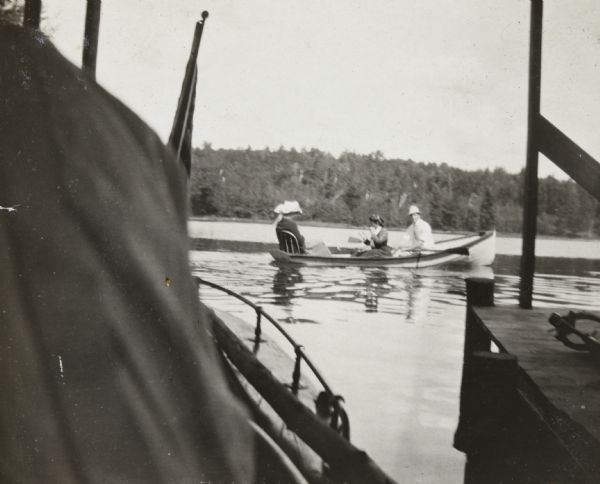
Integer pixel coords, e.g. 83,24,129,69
270,230,495,268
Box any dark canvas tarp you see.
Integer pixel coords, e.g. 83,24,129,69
0,26,253,483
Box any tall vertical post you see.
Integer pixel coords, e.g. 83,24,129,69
168,11,209,175
82,0,102,81
519,0,543,309
23,0,41,29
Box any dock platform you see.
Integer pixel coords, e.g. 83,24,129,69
454,278,600,484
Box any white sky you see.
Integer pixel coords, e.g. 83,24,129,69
41,0,600,178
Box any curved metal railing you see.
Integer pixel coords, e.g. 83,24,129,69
194,276,350,440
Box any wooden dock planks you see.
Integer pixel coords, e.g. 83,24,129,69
469,304,600,481
476,305,600,442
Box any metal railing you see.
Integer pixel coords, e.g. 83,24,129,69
195,276,350,439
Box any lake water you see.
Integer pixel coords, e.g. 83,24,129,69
188,220,600,483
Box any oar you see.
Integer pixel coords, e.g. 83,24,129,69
424,247,470,256
347,236,469,256
348,236,366,243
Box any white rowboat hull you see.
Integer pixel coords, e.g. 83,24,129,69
270,231,495,268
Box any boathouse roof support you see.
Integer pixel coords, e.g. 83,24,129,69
519,0,543,309
537,115,600,201
82,0,102,81
519,0,600,309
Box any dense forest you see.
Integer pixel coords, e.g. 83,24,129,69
190,144,600,237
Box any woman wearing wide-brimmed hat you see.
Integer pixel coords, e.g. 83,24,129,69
273,201,307,253
273,201,331,256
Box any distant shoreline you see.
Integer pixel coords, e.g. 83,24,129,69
189,216,600,242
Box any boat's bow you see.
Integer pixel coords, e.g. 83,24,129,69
467,230,496,266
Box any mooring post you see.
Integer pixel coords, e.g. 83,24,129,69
454,277,495,451
463,277,495,363
466,277,495,308
519,0,544,309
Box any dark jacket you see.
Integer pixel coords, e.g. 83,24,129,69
276,216,306,253
366,227,389,249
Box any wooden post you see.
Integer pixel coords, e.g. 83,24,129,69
519,0,543,309
462,352,520,484
466,277,494,307
465,352,519,444
82,0,102,81
23,0,41,28
454,277,495,451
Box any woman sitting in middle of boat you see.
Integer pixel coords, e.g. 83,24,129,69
355,214,393,257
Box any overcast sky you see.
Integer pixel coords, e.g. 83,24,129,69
42,0,600,178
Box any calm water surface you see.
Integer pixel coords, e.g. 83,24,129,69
188,221,600,484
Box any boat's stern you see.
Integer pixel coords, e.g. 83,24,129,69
269,249,294,263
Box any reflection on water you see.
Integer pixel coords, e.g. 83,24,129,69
189,247,600,484
362,268,390,312
191,250,490,322
272,265,303,306
186,246,600,323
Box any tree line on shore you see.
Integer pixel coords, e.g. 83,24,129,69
190,144,600,237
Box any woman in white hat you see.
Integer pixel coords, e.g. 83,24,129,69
405,205,435,251
274,201,307,253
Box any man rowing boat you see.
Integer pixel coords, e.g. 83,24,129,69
405,205,435,250
393,205,435,256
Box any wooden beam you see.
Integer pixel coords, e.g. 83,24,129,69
23,0,41,28
537,115,600,202
519,0,544,309
82,0,102,81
